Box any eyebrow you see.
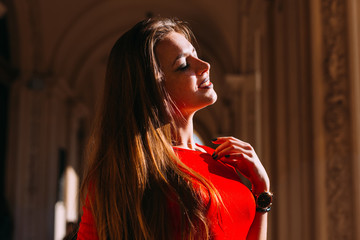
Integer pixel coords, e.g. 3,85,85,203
172,48,196,67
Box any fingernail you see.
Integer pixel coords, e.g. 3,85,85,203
212,153,218,160
225,154,230,158
211,138,217,142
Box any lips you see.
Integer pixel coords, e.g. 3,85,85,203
198,78,213,89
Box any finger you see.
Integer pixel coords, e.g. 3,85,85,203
219,155,251,177
212,137,253,151
219,153,246,164
215,145,253,160
228,151,253,159
211,136,232,144
219,154,252,177
211,140,253,160
212,141,232,157
212,142,242,159
212,136,236,145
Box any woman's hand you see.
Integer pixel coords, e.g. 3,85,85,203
211,137,270,194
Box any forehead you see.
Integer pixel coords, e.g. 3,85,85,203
156,32,194,62
159,31,192,48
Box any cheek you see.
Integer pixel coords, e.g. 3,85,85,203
164,80,177,98
166,86,185,103
165,76,194,96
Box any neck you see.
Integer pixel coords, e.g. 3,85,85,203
172,113,196,150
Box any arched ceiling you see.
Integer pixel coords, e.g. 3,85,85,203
8,0,267,112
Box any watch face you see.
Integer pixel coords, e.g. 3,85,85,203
257,192,272,209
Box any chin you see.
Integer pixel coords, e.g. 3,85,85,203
208,90,218,105
201,92,217,109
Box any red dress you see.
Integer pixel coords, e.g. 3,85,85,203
77,145,256,239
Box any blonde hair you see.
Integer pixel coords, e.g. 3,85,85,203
80,17,222,239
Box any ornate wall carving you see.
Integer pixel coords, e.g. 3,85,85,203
321,0,354,239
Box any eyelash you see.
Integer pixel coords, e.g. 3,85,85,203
178,63,189,71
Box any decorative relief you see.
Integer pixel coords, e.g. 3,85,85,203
322,0,354,239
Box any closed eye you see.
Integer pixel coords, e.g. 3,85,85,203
177,63,190,71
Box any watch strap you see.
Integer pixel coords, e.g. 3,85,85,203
256,206,271,213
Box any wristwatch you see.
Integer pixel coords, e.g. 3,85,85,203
254,191,273,212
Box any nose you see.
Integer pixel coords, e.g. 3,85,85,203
195,58,210,76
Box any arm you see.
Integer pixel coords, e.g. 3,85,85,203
211,137,271,240
246,212,268,240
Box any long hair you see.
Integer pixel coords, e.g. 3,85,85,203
80,17,223,239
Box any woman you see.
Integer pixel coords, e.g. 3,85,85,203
78,17,271,240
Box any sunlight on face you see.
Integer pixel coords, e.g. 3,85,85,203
156,32,217,117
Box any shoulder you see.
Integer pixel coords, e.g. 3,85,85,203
195,144,214,154
172,144,214,157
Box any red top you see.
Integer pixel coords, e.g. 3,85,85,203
173,145,256,239
77,145,255,240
